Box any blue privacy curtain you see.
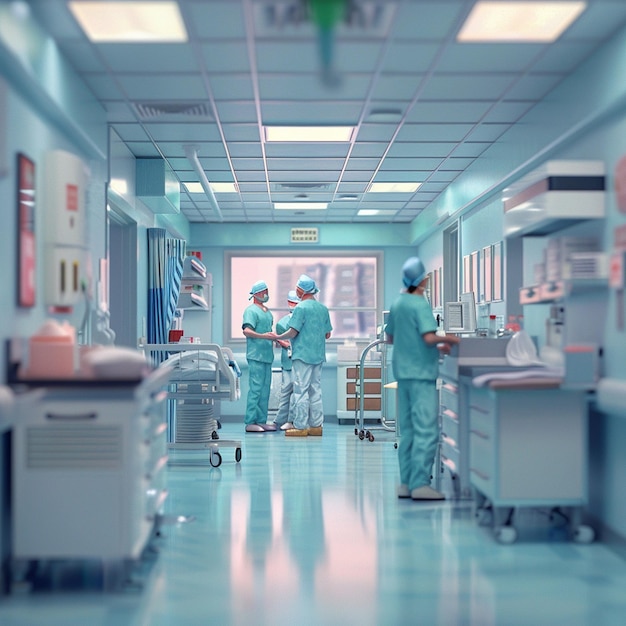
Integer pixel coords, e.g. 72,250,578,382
147,228,186,363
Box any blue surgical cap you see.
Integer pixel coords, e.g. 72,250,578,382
401,257,426,288
249,280,268,296
287,290,300,304
296,274,319,294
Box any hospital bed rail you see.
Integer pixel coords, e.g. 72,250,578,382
140,342,242,467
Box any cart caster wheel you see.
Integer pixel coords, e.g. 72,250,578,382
368,433,375,442
358,430,365,440
235,447,242,463
354,428,358,436
209,452,222,468
495,526,517,544
394,442,398,449
211,431,220,440
573,525,595,544
475,508,493,526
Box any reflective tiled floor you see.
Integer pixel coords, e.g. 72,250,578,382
1,422,626,625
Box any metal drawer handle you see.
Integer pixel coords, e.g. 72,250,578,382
470,468,490,481
470,428,490,440
46,412,97,421
470,404,489,414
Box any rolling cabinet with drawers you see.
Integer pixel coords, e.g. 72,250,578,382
438,373,472,499
336,363,382,425
10,369,171,587
468,384,593,543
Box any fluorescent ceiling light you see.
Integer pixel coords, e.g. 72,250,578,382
264,126,354,142
274,202,328,210
457,1,586,42
358,210,398,216
368,182,421,193
68,1,187,42
184,182,237,193
210,182,238,193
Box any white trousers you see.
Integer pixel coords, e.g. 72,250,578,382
274,368,294,426
291,360,324,430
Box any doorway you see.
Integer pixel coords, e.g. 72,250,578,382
108,204,138,348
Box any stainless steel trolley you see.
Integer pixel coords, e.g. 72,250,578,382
353,338,397,444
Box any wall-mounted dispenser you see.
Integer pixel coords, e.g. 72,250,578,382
43,150,89,311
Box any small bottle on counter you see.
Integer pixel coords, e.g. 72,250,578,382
489,315,497,337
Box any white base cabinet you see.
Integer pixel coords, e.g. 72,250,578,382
12,377,168,563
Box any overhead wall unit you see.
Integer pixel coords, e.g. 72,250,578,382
503,160,605,238
136,158,180,215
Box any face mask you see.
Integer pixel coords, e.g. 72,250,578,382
257,294,269,303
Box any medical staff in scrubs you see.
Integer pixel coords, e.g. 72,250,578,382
273,290,300,431
385,257,460,500
276,275,332,437
242,280,278,433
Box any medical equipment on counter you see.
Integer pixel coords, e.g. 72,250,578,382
444,292,477,335
142,343,242,467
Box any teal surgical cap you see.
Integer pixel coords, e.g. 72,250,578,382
402,257,426,288
249,280,268,296
287,289,300,304
296,274,319,294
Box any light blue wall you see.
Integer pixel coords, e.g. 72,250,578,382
0,8,108,383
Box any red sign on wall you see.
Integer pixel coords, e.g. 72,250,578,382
66,183,78,211
17,153,36,307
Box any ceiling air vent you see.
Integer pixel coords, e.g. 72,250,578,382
133,102,213,122
291,227,319,244
274,183,332,191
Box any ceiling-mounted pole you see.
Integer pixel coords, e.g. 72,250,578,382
184,144,224,222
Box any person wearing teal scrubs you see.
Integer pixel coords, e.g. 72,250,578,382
385,257,460,500
242,280,278,433
276,275,332,437
273,290,300,431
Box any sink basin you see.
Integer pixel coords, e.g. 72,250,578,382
441,337,511,377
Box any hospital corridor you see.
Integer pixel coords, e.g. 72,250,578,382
0,421,625,626
3,0,626,624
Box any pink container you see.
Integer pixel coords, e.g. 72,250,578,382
26,321,76,378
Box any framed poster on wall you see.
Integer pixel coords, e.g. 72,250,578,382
17,153,36,307
483,245,492,303
463,254,471,294
492,241,503,301
470,250,479,302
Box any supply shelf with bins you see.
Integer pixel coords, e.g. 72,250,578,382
336,363,382,426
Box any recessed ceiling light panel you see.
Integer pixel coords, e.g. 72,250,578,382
457,1,586,43
368,182,421,193
264,126,354,142
69,1,188,42
274,202,328,210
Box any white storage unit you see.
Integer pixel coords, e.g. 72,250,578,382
469,383,593,543
12,369,170,566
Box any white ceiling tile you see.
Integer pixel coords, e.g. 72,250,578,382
29,0,626,225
